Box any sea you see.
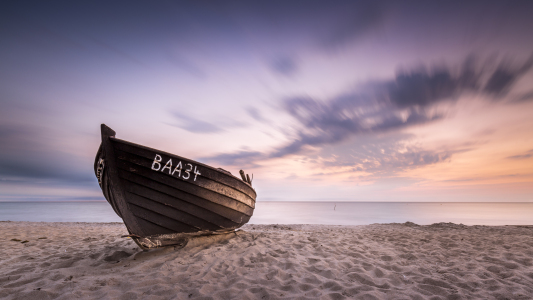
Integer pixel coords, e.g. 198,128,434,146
0,201,531,226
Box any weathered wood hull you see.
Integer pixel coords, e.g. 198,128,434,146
94,124,256,249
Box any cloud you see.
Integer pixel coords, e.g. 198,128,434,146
246,107,268,122
507,149,533,160
87,36,146,67
270,56,297,76
169,112,224,134
385,61,480,107
219,1,385,53
200,151,265,168
319,134,453,175
271,55,533,157
165,51,207,79
203,132,457,177
199,55,533,174
483,56,533,95
271,94,441,157
319,2,383,50
512,91,533,103
0,123,96,185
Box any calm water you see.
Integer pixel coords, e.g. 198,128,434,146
0,201,531,225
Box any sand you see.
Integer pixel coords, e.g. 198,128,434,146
1,221,532,300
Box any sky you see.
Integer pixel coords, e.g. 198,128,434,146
1,0,533,202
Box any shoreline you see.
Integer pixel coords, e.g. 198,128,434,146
2,202,533,226
2,222,532,299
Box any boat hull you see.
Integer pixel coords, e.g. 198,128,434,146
94,125,256,249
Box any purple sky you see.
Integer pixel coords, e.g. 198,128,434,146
1,1,533,202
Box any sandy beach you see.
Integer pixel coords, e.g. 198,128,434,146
1,221,532,300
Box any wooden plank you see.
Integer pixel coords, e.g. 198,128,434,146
116,159,254,216
112,139,256,201
124,186,243,228
99,125,147,237
126,192,230,231
117,168,252,223
129,203,198,234
133,217,175,236
101,173,122,218
114,148,255,208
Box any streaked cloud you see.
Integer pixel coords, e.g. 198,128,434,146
246,107,268,123
201,151,265,169
483,57,533,95
169,112,225,134
202,55,533,184
319,134,454,174
271,55,533,157
0,123,96,185
270,56,298,76
165,51,207,79
273,95,440,157
507,150,533,160
512,91,533,103
318,1,384,50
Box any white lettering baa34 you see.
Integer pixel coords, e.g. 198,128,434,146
151,154,201,181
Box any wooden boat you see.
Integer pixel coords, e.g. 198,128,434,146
94,124,256,249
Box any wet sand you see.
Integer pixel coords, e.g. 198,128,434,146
1,221,532,299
